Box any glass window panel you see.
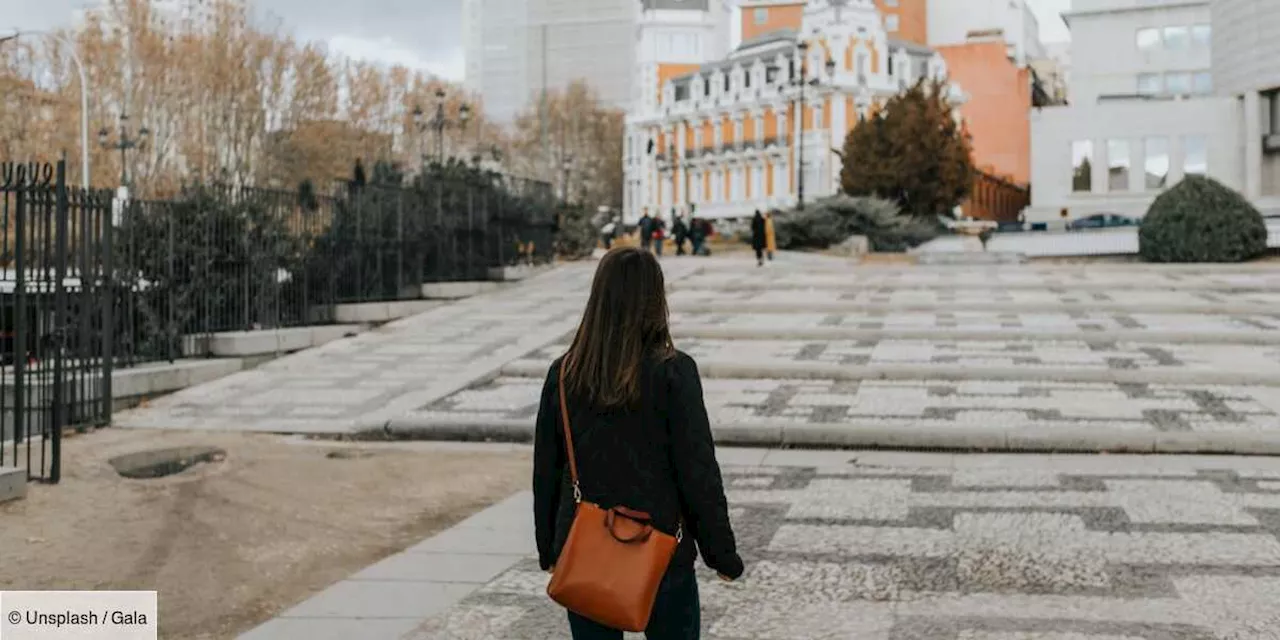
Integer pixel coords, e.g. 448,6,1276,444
1108,139,1131,192
1136,28,1161,52
1165,72,1192,95
1145,137,1169,190
1072,140,1093,193
1137,73,1162,95
1193,71,1212,95
1163,26,1189,50
1191,24,1211,48
1183,135,1207,177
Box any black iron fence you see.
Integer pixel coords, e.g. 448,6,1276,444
111,168,557,364
2,161,114,484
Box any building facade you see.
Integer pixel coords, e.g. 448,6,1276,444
624,0,957,223
464,0,732,124
1027,0,1280,223
927,0,1046,67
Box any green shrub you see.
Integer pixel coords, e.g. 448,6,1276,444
1138,175,1268,263
773,195,939,252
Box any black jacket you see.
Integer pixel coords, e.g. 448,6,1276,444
533,352,744,580
750,215,767,250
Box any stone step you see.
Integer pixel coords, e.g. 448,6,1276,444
390,375,1280,454
0,466,26,504
501,339,1280,386
673,325,1280,346
667,292,1280,316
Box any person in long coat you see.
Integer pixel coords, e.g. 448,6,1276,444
750,210,767,267
764,211,778,262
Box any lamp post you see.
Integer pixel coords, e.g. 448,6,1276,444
793,41,836,211
98,112,149,189
3,30,91,189
561,154,574,202
413,89,471,167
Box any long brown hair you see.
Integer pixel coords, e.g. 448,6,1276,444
563,246,675,409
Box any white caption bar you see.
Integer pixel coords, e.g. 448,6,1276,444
0,592,157,640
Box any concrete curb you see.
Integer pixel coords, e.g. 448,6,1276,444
672,281,1280,293
0,466,26,504
670,300,1278,316
670,325,1280,345
497,359,1280,387
369,416,1280,455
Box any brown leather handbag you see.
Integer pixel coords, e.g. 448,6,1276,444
546,359,681,632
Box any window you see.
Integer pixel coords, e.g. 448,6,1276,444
1191,24,1211,48
1163,26,1189,50
1137,28,1161,52
723,72,730,92
766,66,779,83
753,7,767,25
744,68,751,88
1108,139,1131,192
1165,72,1192,95
703,77,711,96
857,52,869,78
885,14,899,32
884,0,899,5
1137,73,1162,95
693,128,702,149
1193,71,1212,95
1145,137,1169,190
1072,140,1093,193
675,83,690,101
1183,135,1207,177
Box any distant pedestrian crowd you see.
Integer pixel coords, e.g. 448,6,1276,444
601,211,720,257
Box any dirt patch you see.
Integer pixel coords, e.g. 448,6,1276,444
0,429,531,639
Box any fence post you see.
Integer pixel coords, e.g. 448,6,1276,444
13,181,26,450
50,159,68,483
101,192,114,423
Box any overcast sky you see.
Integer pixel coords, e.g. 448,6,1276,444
5,0,1069,81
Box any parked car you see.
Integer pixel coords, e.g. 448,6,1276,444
1066,213,1140,231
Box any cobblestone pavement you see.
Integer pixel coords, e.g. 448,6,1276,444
405,453,1280,639
670,311,1280,335
511,339,1280,378
680,269,1280,291
411,375,1280,434
666,288,1280,312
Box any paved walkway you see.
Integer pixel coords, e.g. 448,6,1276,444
240,444,1280,639
116,253,1280,452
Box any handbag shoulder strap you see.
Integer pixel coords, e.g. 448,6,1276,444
557,357,582,502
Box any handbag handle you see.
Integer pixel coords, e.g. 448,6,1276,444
558,358,582,503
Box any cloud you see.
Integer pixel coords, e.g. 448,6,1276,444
327,34,464,80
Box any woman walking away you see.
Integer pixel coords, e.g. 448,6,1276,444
534,247,744,639
764,210,777,262
750,210,767,267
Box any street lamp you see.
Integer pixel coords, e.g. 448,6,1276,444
793,41,836,211
413,89,471,166
98,112,149,189
561,154,574,202
2,30,91,189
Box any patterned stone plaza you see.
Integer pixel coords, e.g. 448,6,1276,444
109,252,1280,638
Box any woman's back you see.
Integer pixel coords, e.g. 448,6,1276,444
531,247,743,639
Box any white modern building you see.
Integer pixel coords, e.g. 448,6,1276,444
1213,0,1280,205
464,0,733,124
1028,0,1228,222
927,0,1046,66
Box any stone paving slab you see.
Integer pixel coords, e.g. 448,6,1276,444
389,451,1280,639
114,265,601,433
667,289,1279,316
507,339,1280,384
672,287,1280,308
399,375,1280,452
670,310,1280,336
678,270,1280,292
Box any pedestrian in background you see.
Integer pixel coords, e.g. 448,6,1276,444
673,214,689,256
689,218,706,257
638,211,654,253
652,216,666,257
533,247,744,639
764,210,777,263
750,210,767,267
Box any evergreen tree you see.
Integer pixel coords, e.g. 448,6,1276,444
840,79,975,219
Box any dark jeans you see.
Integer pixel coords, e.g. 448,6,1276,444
567,568,700,640
755,247,764,265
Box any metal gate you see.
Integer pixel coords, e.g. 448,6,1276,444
1,159,113,483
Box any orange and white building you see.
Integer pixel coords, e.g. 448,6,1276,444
624,0,962,222
623,0,1051,223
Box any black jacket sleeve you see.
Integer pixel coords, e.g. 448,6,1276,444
667,353,744,579
532,361,564,571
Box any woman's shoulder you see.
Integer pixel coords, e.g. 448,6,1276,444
660,350,700,381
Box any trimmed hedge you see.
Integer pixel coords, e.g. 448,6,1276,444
1139,175,1268,263
773,195,938,252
